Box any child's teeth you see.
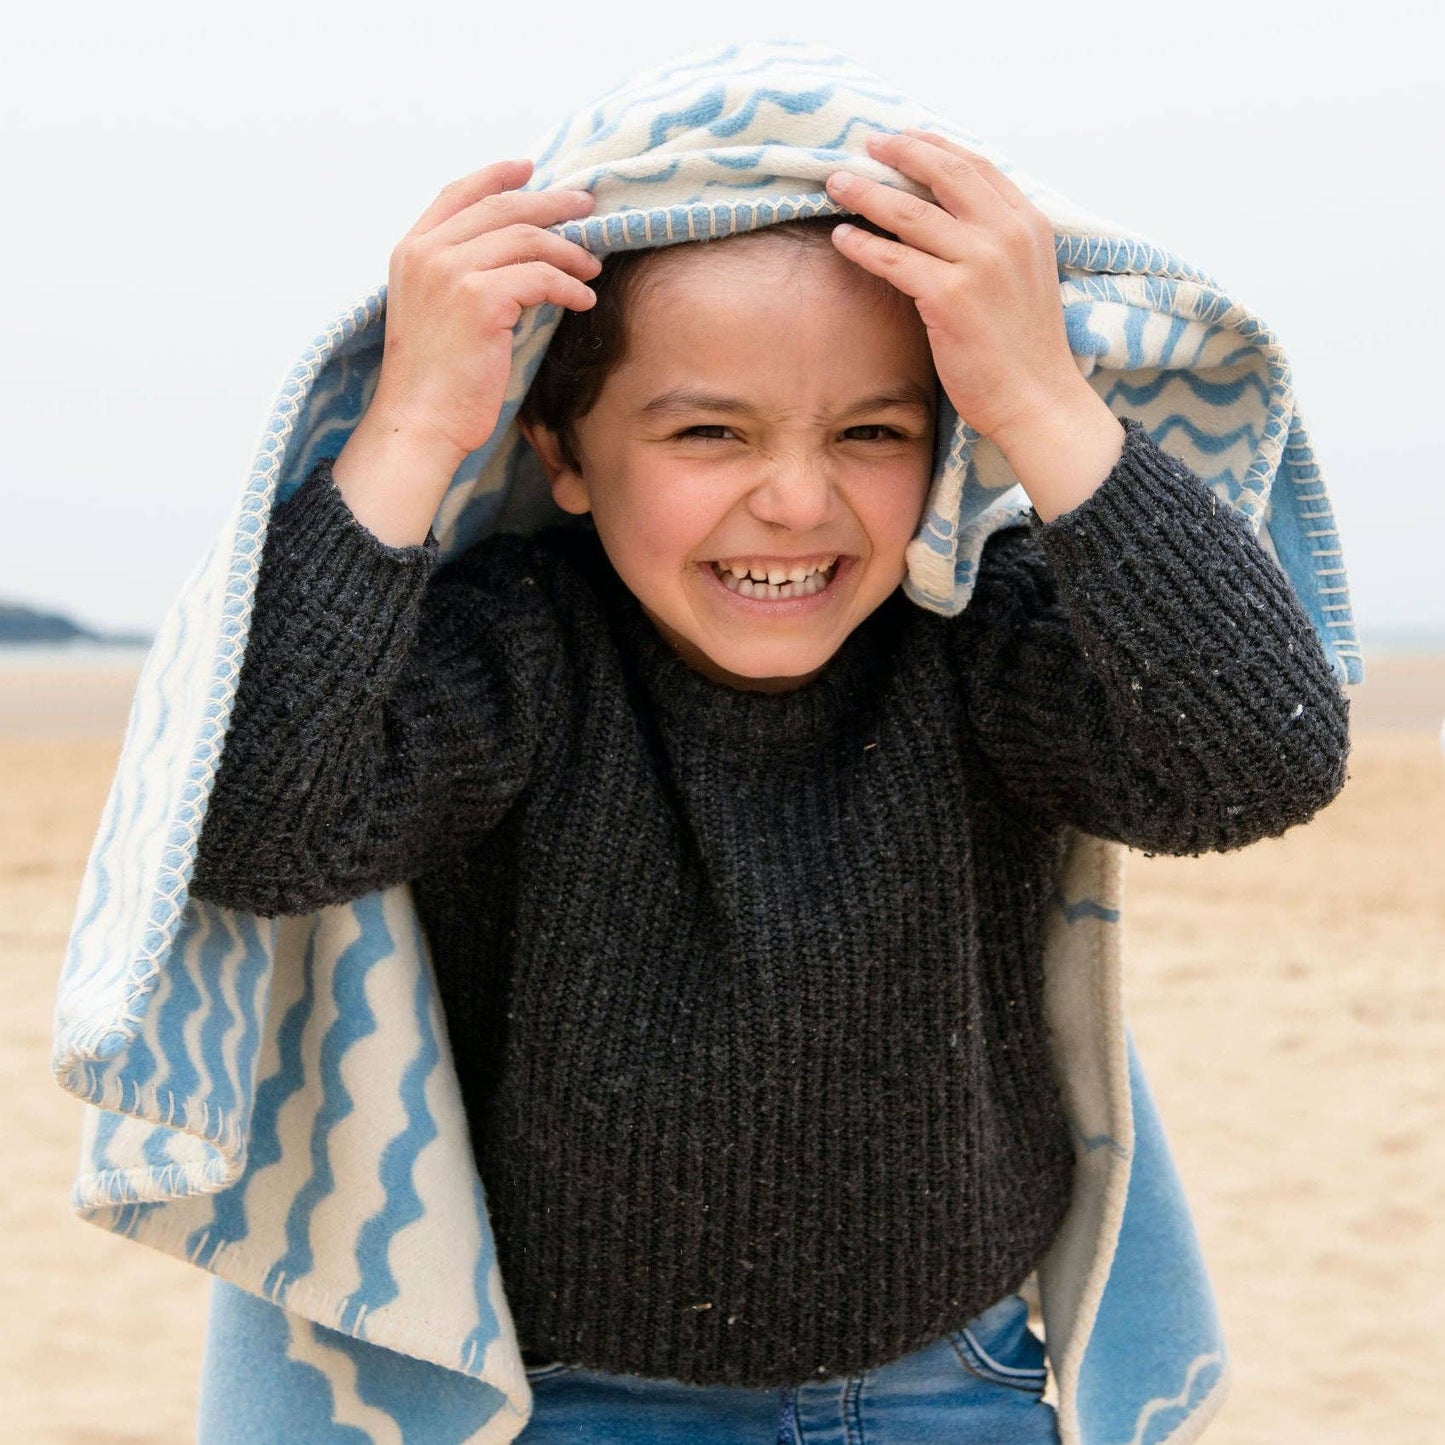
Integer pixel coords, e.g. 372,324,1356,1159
718,556,837,583
711,558,838,598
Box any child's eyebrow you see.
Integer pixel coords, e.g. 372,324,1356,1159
636,384,935,420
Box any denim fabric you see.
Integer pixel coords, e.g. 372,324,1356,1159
519,1292,1059,1443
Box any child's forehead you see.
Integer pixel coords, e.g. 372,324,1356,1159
603,239,935,410
604,291,930,419
627,231,910,322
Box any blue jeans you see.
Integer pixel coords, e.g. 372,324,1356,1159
519,1292,1060,1443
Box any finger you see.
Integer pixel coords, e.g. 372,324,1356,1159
486,261,597,320
828,223,945,302
430,185,596,248
453,224,603,283
409,159,536,236
823,169,967,263
864,131,1015,223
898,129,1035,214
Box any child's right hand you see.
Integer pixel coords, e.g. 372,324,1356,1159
371,158,600,463
331,160,598,547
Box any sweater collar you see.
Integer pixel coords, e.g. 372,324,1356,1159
554,524,904,756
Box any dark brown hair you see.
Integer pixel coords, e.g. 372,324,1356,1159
517,213,900,472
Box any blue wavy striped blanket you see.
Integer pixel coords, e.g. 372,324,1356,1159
50,38,1363,1445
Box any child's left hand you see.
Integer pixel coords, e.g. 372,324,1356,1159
825,130,1087,450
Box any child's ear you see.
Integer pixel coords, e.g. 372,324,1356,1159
517,418,591,516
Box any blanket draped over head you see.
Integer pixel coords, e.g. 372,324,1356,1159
51,39,1363,1445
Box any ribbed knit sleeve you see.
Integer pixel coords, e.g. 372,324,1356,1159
953,416,1352,856
189,458,563,918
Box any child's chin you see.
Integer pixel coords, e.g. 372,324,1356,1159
702,643,838,692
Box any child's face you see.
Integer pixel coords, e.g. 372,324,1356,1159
523,237,937,691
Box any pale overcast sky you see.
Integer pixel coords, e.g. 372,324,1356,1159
3,1,1440,642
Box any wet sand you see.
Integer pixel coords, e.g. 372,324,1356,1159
5,658,1442,1442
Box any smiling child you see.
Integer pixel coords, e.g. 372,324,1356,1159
188,133,1350,1442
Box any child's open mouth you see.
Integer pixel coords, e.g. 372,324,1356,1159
707,556,843,601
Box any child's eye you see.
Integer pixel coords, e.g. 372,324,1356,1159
842,425,905,442
677,424,906,442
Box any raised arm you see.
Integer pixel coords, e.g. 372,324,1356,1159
188,160,604,917
951,418,1352,855
188,459,563,917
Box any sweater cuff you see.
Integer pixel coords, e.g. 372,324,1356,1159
249,458,442,671
1023,414,1242,551
1017,410,1345,783
1019,413,1297,643
274,456,441,562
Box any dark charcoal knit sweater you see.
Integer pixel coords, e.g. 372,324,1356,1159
189,416,1350,1388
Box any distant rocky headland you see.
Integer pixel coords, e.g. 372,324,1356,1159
0,601,152,647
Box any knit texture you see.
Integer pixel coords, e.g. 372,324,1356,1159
190,416,1350,1388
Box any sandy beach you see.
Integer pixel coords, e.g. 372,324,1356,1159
5,655,1442,1443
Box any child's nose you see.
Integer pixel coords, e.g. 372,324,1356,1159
747,454,840,532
